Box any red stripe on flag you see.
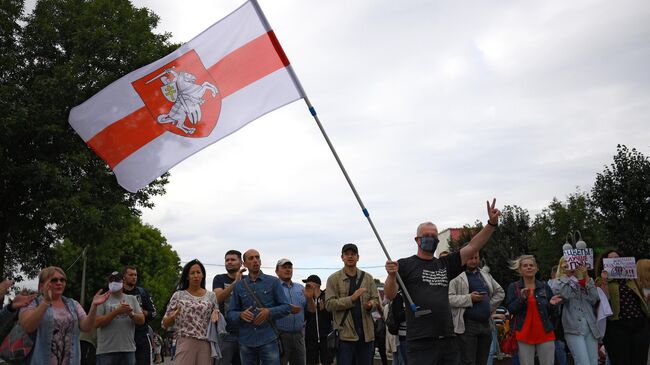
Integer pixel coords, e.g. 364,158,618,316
88,31,289,168
87,108,163,168
208,31,289,97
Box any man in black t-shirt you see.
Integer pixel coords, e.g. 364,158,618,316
384,199,501,365
122,265,157,365
212,249,245,365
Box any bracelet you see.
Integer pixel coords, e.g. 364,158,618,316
487,220,498,227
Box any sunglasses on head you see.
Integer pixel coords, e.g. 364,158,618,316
50,277,66,284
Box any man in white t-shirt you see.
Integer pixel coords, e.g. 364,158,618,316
95,271,145,365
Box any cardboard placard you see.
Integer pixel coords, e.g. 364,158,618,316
563,248,594,270
603,257,637,279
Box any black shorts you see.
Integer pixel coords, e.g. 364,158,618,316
305,338,334,365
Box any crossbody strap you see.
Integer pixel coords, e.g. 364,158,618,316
241,277,281,336
339,271,366,327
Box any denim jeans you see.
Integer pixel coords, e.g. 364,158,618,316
336,339,374,365
96,351,136,365
554,340,567,365
564,319,598,365
220,333,241,365
486,326,498,365
397,337,408,365
240,339,281,365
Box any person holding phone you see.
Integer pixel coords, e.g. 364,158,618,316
213,250,246,365
449,251,505,365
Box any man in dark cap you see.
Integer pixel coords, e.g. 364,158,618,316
325,243,379,365
303,275,333,365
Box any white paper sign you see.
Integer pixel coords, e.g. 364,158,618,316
603,257,637,279
563,248,594,270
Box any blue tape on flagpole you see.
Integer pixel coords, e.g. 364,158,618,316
362,208,369,217
410,303,417,312
309,106,317,116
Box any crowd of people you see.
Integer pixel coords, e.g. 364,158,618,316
1,198,649,365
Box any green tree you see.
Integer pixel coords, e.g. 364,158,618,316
1,0,175,278
529,191,606,279
448,205,531,288
52,217,181,328
592,145,650,259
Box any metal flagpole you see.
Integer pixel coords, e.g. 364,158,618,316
249,0,431,318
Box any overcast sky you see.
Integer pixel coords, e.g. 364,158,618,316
25,0,650,287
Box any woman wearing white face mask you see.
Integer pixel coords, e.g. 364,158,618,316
94,271,146,364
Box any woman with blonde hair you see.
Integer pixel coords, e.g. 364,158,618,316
506,255,562,365
555,257,600,365
19,266,110,364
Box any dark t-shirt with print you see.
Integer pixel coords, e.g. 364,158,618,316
397,251,463,340
212,274,238,334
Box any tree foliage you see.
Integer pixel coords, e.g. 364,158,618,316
448,205,531,288
1,0,176,278
592,145,650,258
529,191,607,279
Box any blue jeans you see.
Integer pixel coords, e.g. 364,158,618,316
240,340,280,365
554,340,568,365
398,337,408,365
487,326,498,365
337,339,374,365
96,351,136,365
564,320,598,365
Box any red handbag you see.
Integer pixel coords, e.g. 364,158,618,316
500,330,518,354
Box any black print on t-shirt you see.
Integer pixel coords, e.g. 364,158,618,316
421,268,448,286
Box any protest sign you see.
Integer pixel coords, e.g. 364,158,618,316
603,257,637,279
563,248,594,270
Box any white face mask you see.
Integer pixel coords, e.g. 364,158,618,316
108,282,123,293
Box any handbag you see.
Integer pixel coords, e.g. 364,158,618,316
326,271,366,353
500,282,521,355
0,316,34,363
241,279,285,357
500,330,518,355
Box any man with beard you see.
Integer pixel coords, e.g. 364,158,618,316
122,265,157,365
384,199,501,365
449,251,504,365
213,250,246,365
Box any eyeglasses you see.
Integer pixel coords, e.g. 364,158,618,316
50,277,66,284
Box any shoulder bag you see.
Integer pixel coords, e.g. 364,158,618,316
241,278,285,357
326,271,365,353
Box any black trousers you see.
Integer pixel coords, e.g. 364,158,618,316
407,336,460,365
135,333,151,365
603,317,650,365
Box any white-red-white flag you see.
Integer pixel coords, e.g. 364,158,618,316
69,1,303,192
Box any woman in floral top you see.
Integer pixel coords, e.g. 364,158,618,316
163,259,220,364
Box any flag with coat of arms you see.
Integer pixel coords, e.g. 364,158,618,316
69,0,304,192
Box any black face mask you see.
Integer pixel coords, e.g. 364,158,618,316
419,236,440,253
